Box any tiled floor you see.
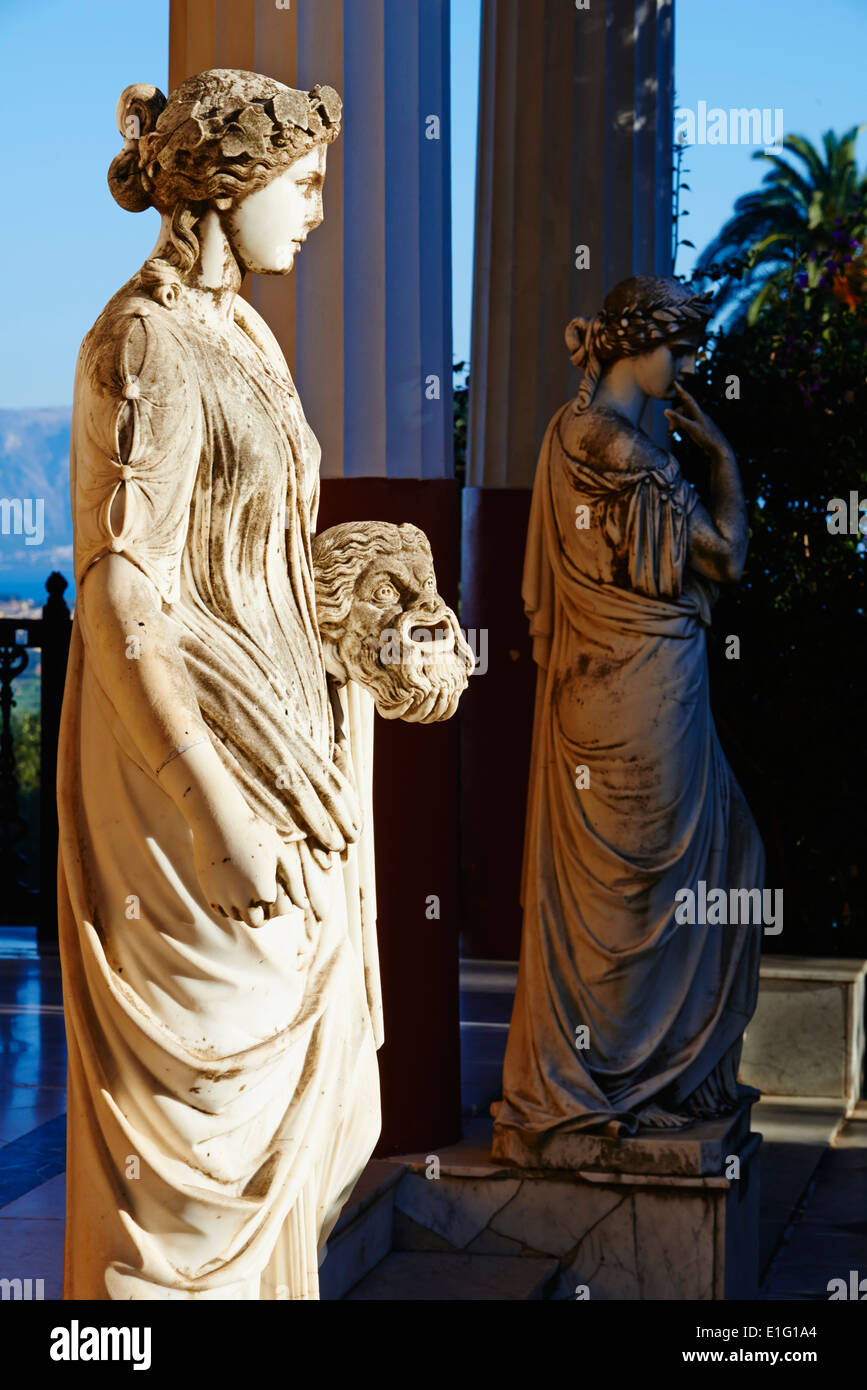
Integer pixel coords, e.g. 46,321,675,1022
760,1119,867,1299
1,934,864,1300
0,930,68,1298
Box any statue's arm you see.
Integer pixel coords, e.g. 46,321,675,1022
72,312,305,926
79,555,239,825
685,453,748,585
664,384,748,584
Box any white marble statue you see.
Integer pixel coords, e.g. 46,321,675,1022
58,69,470,1300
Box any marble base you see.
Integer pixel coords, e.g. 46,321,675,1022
739,957,866,1110
389,1115,760,1300
490,1100,752,1176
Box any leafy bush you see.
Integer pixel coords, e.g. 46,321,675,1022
681,221,866,954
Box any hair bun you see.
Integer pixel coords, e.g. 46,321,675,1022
565,315,592,368
114,83,166,141
108,84,167,212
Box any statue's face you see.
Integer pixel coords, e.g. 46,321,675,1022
633,337,699,400
225,146,327,274
319,535,475,724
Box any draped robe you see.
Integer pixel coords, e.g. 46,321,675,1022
495,404,764,1140
59,282,382,1299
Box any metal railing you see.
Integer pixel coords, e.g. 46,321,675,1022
0,573,71,948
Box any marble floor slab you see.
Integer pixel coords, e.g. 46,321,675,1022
0,1213,64,1300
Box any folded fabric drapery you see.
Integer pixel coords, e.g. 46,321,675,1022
495,405,764,1140
59,286,381,1298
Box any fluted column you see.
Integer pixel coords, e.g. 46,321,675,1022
468,0,673,490
461,0,675,958
170,0,460,1154
171,0,453,482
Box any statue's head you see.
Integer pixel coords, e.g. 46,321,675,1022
313,522,475,724
566,275,714,411
108,70,342,302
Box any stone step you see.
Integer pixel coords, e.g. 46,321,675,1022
738,956,866,1112
319,1159,405,1300
344,1251,559,1301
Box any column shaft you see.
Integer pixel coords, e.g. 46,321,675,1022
461,0,675,960
169,0,460,1154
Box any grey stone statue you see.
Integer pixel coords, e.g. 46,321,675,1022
493,275,764,1158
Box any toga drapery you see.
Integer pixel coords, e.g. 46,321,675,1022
495,404,764,1139
59,282,382,1299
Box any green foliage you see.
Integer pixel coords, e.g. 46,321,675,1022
679,225,867,952
12,709,40,797
12,707,41,883
695,126,867,325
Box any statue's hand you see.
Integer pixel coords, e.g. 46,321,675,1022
664,382,733,461
272,838,335,925
192,810,324,927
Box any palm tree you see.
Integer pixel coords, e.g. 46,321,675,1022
693,126,867,324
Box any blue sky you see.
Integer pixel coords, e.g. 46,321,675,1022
673,0,867,289
1,0,865,405
0,0,171,408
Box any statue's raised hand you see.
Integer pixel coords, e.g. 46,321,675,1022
664,381,733,460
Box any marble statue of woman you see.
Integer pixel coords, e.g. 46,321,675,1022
58,69,470,1300
493,276,764,1156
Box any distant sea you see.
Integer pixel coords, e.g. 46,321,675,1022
0,574,72,610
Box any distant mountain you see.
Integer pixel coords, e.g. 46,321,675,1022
0,408,73,602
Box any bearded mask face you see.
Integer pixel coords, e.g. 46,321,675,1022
312,522,475,723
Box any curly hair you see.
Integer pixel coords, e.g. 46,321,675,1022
566,275,714,412
108,70,342,308
312,522,430,636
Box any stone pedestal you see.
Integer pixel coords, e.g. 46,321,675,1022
739,957,866,1112
389,1109,760,1300
491,1099,754,1176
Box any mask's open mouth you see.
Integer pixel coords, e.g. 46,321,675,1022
408,623,454,653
